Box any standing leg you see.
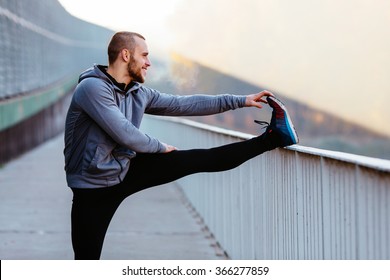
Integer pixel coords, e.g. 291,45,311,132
71,187,125,260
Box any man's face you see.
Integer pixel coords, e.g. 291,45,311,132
127,37,151,83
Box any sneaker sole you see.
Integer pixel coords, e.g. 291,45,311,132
267,96,299,144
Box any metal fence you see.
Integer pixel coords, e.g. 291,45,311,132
0,0,112,99
0,0,113,163
141,115,390,260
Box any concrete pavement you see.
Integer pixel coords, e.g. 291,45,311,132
0,134,226,260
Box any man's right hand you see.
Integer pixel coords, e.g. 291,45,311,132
245,90,274,109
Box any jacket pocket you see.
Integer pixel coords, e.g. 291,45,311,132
86,145,121,178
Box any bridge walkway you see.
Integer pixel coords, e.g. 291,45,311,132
0,134,226,260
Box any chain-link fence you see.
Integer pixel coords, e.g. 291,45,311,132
0,0,114,163
0,0,112,99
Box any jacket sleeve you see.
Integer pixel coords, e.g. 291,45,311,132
74,79,165,153
143,87,247,116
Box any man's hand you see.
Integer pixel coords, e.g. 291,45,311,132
162,142,178,153
245,90,274,109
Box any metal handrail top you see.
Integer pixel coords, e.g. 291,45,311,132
148,115,390,173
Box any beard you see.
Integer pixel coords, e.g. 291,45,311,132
127,56,145,83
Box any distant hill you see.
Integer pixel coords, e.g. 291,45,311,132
146,53,390,160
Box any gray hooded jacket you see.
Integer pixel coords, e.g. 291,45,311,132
64,65,246,188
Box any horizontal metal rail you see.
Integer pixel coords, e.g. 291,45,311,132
0,74,77,131
141,115,390,259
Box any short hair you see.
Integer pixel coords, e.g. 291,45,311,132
107,31,145,64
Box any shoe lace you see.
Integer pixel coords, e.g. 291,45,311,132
254,120,270,131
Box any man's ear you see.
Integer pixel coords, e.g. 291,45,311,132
121,49,130,62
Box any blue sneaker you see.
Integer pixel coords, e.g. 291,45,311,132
266,96,299,146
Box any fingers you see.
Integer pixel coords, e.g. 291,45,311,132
257,90,274,101
260,90,274,96
246,90,274,108
162,143,178,153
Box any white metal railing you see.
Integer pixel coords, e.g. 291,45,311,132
141,115,390,260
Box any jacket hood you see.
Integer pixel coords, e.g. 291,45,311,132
78,64,108,83
78,64,141,93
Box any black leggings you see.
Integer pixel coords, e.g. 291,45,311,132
71,133,277,259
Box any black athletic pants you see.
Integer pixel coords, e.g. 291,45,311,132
70,132,278,259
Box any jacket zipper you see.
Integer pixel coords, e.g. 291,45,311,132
125,92,128,117
114,92,127,183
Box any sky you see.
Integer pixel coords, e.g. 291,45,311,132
59,0,390,137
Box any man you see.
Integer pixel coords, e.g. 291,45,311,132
64,31,298,259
